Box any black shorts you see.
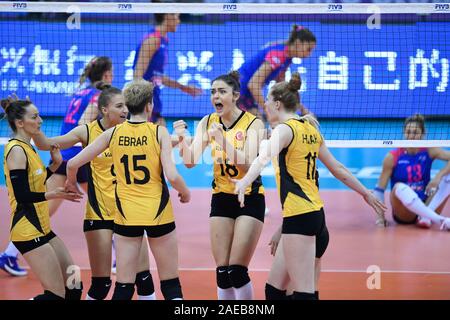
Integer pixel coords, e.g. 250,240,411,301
282,208,329,259
12,231,57,255
53,160,89,184
83,219,115,232
210,192,265,223
114,222,176,238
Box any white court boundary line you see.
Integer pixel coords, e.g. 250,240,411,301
23,266,450,275
183,268,450,275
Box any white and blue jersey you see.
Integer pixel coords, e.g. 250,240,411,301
133,29,168,116
60,85,100,160
238,42,292,109
390,148,433,201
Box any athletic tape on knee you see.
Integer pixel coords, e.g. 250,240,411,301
160,278,183,300
228,265,251,289
216,266,232,289
394,183,418,207
87,277,111,300
135,270,155,296
428,174,450,211
395,182,444,224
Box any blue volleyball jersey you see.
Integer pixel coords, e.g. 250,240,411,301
60,86,100,160
133,29,168,114
390,148,433,201
239,42,292,101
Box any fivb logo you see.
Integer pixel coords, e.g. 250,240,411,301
435,3,450,11
118,3,133,10
223,4,237,11
328,4,343,11
12,2,27,9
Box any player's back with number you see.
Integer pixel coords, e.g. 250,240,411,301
109,121,173,225
276,118,323,216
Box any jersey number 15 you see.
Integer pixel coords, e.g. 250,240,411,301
111,154,151,185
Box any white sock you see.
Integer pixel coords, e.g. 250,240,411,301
217,287,235,300
395,183,445,224
138,292,156,300
86,294,95,300
172,298,183,300
4,242,19,257
233,282,254,300
428,174,450,211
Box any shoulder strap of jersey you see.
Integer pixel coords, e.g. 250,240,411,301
281,120,296,151
5,142,29,171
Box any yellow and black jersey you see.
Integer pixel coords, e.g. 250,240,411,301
274,118,324,217
109,121,173,226
3,139,50,241
85,120,116,221
207,110,264,195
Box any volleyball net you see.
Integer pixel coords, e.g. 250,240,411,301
0,2,449,148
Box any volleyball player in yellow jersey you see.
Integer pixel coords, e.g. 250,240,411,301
1,98,83,300
233,73,387,300
174,71,266,300
30,85,156,300
66,79,190,300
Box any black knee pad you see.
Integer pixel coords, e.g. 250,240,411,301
87,277,112,300
111,282,135,300
135,270,155,296
160,278,183,300
216,266,232,289
265,283,286,300
65,282,83,300
292,291,316,300
33,290,64,300
228,265,250,289
316,225,329,258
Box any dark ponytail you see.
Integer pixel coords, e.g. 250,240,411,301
270,72,302,113
79,56,112,86
212,70,241,93
93,81,122,115
1,98,33,132
288,25,316,45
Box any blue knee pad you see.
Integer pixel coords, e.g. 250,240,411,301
228,265,250,289
216,266,232,289
135,270,155,296
161,277,183,300
88,277,111,300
